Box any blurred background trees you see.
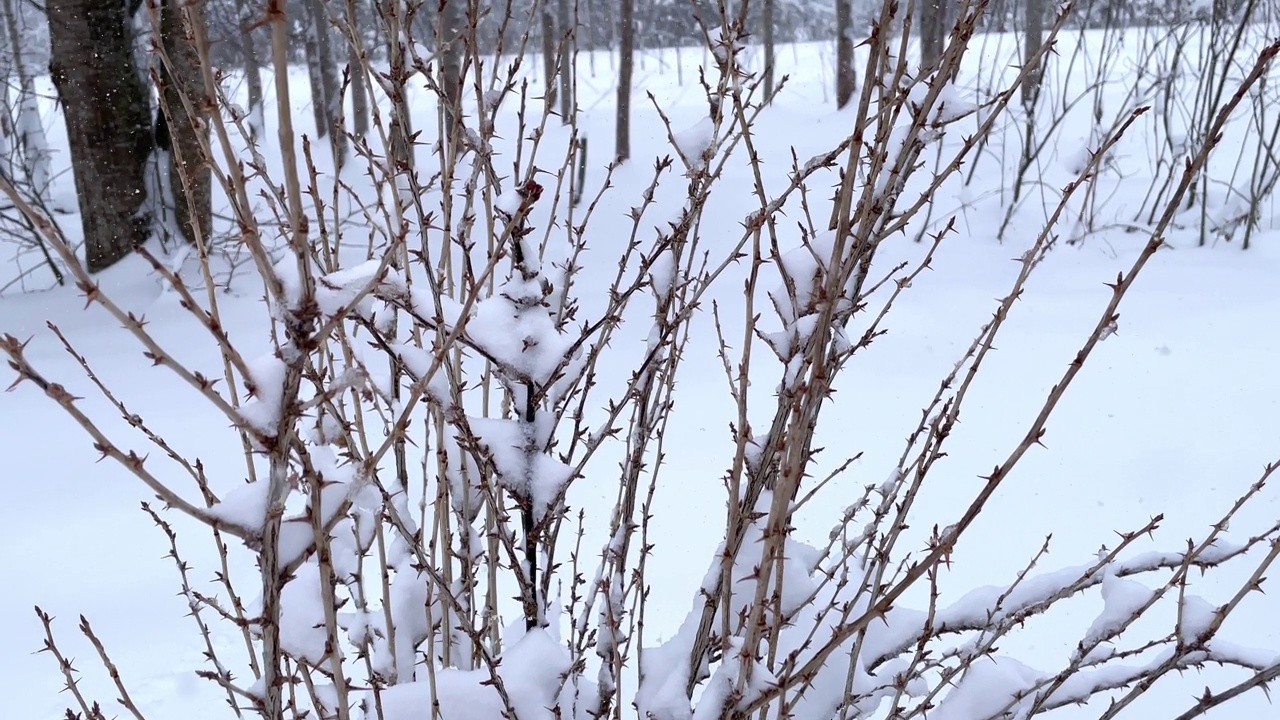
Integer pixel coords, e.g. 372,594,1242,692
0,0,1273,274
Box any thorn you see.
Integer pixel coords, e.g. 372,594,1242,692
76,280,100,310
5,373,26,392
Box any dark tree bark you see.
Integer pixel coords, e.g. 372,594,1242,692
305,0,347,166
615,0,634,161
1023,0,1044,107
919,0,946,69
303,0,327,140
1013,0,1045,208
541,5,557,109
234,0,264,140
160,0,212,245
437,0,463,143
345,0,369,136
835,0,854,109
581,0,597,76
47,0,153,272
557,0,573,124
763,0,777,101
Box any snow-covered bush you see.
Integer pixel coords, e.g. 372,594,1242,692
2,2,1278,720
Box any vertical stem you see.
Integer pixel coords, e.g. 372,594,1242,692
262,3,309,718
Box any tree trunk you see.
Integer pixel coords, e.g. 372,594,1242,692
160,0,212,246
437,0,463,143
919,0,945,69
346,0,369,136
305,0,346,166
1023,0,1043,108
234,0,264,140
302,0,331,141
582,0,596,76
835,0,854,109
557,0,573,124
1014,0,1044,208
541,4,557,109
763,0,776,101
47,0,153,272
605,0,617,71
615,0,634,161
304,12,326,138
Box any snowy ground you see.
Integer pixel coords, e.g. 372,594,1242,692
2,31,1279,720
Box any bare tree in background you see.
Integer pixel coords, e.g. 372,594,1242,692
437,0,463,142
46,0,152,271
835,0,854,108
616,0,633,160
919,0,945,68
763,0,777,99
1023,0,1044,107
304,0,346,166
557,0,573,123
234,0,264,140
541,1,557,109
345,0,369,136
1,0,50,195
159,0,212,245
302,0,326,142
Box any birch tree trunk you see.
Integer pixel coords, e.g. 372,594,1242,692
2,0,50,195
